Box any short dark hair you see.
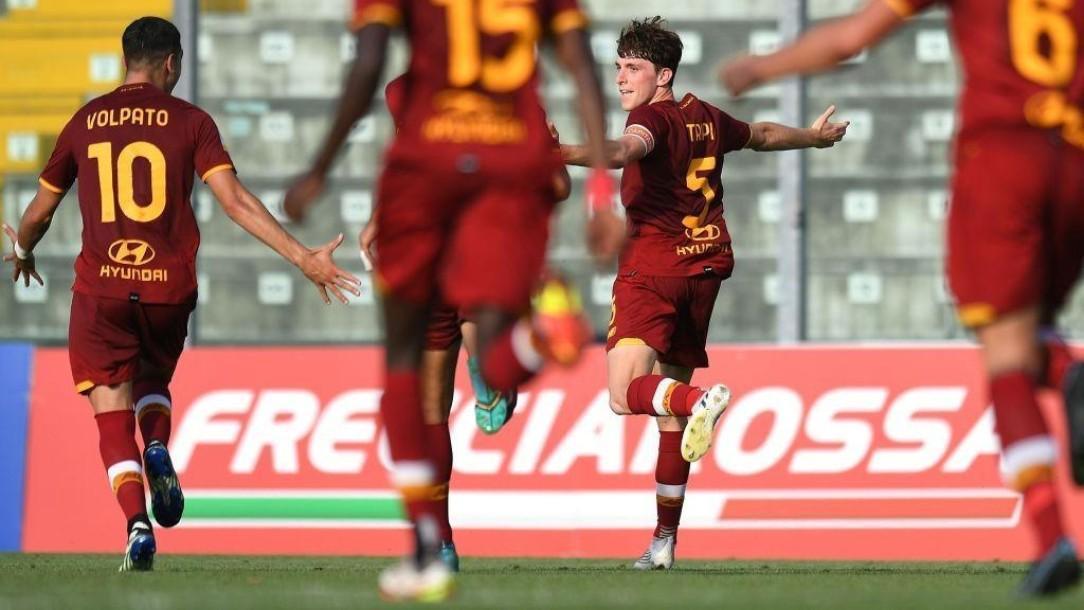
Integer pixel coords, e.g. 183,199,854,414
617,17,683,87
122,17,182,66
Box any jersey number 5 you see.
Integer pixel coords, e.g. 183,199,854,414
1009,0,1078,88
683,156,717,229
88,141,167,224
434,0,540,92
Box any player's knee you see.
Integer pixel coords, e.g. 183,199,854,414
608,387,631,415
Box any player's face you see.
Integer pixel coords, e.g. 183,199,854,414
615,57,660,111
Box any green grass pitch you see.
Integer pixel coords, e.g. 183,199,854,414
1,555,1081,609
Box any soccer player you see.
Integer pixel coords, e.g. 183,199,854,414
557,17,848,570
355,75,571,572
720,0,1084,596
282,0,622,600
2,17,358,572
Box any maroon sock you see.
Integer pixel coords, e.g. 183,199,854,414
626,375,705,417
95,411,147,523
654,431,690,539
1023,480,1065,553
424,423,454,544
989,371,1066,553
133,382,172,446
480,321,539,392
381,371,440,530
1041,335,1075,390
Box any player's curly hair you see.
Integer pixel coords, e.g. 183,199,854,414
122,17,183,67
617,17,683,88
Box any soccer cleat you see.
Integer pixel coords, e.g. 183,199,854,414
469,356,519,435
118,522,156,572
378,558,455,603
530,274,591,367
1064,362,1084,486
681,384,731,463
440,541,460,573
631,535,675,570
1017,537,1081,597
143,440,185,528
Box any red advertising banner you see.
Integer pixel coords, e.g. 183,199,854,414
23,345,1084,560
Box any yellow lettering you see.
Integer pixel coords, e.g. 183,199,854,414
86,114,95,130
156,110,169,127
96,111,109,127
108,110,119,126
119,108,132,125
132,108,144,126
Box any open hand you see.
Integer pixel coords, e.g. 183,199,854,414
811,105,849,148
2,223,42,287
298,233,362,304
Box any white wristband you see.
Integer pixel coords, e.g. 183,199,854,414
13,241,29,260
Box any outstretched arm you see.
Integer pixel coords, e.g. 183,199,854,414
2,184,63,286
722,1,906,96
746,105,850,151
283,23,392,221
207,171,361,304
560,136,648,169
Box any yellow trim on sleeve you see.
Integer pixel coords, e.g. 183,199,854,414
38,177,64,194
74,380,95,394
351,3,402,30
551,8,588,35
200,163,234,182
957,303,997,328
615,338,647,347
883,0,917,18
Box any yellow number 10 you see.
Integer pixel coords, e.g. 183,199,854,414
88,141,167,223
433,0,540,93
1009,0,1078,87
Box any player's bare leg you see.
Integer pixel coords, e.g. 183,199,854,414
378,296,454,602
976,307,1080,596
89,383,156,572
420,344,460,572
133,364,184,529
461,321,518,434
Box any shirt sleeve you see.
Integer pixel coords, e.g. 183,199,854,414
624,104,669,157
351,0,405,31
38,118,77,194
193,112,235,183
544,0,589,36
882,0,939,18
719,110,752,154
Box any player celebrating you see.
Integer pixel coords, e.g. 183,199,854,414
721,0,1084,597
557,17,847,570
282,0,621,601
2,17,358,572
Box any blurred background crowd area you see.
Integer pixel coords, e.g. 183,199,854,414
3,0,1082,344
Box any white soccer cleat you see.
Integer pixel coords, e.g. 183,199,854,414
378,558,455,603
632,535,675,570
681,384,731,462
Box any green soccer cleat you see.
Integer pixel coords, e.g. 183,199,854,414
440,541,460,573
469,356,518,435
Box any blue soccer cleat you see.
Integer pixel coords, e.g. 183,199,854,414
440,541,460,573
118,522,156,572
469,356,518,435
1017,537,1081,597
143,440,185,528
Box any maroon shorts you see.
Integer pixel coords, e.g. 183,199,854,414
606,271,723,369
947,129,1084,327
425,301,463,351
374,161,555,314
68,292,194,394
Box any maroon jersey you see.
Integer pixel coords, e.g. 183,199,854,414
619,93,750,277
353,0,586,178
886,0,1084,146
39,82,234,304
